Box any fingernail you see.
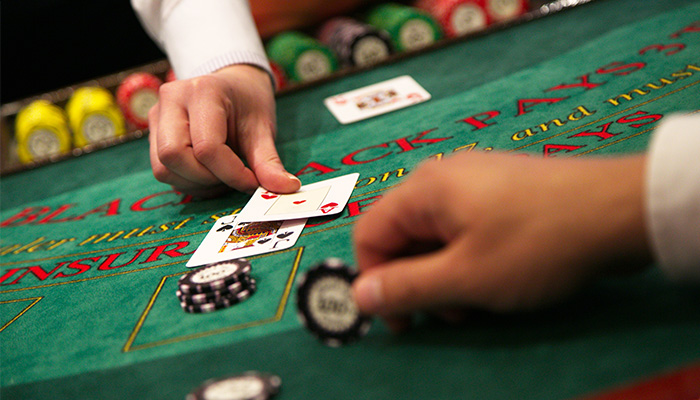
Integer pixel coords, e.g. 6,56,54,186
354,276,383,312
286,173,301,184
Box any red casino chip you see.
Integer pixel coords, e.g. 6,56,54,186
116,72,163,129
415,0,489,38
165,68,177,82
269,61,288,92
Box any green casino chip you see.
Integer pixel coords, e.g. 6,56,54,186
366,3,443,52
266,31,338,83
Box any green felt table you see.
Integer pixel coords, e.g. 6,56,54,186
2,1,700,399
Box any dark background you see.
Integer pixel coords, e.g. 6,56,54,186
1,0,166,104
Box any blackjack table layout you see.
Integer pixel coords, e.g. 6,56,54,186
2,0,700,399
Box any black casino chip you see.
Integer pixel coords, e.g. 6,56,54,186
296,258,372,346
177,276,255,305
180,284,257,314
186,371,281,400
178,259,252,295
317,17,394,67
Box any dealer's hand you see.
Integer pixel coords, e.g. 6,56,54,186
352,152,652,331
148,64,301,197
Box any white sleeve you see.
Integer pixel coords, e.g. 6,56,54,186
646,113,700,282
130,0,270,80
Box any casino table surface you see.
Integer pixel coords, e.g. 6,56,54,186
2,0,700,399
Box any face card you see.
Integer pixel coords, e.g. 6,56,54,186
235,173,359,223
324,75,431,124
186,215,307,268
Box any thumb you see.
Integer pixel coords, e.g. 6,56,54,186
244,125,301,194
352,250,457,317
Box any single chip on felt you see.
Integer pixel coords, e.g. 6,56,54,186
186,371,281,400
296,258,372,346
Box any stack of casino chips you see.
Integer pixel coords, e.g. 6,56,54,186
266,31,338,83
116,72,163,130
366,3,443,53
414,0,489,38
14,99,73,164
177,259,257,314
317,17,394,68
65,86,126,147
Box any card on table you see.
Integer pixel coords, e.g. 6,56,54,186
235,173,360,223
324,75,431,124
186,215,307,268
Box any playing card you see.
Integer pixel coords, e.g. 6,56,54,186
324,75,431,124
235,173,359,223
186,215,307,268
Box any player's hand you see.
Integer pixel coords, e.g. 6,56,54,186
148,64,301,197
352,152,653,331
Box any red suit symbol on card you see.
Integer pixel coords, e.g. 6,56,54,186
261,192,279,200
320,202,338,214
293,200,306,205
407,92,423,102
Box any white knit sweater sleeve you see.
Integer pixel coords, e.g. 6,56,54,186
131,0,270,79
646,113,700,281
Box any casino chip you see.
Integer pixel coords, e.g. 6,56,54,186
179,259,252,295
296,258,372,347
317,17,394,67
178,259,256,313
187,371,281,400
14,100,72,163
415,0,489,38
165,68,177,82
269,61,288,92
65,86,126,147
266,31,338,83
484,0,529,23
116,72,162,129
366,3,443,52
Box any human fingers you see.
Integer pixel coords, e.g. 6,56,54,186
187,84,259,192
353,160,449,271
148,103,232,197
352,245,464,317
240,121,301,194
153,82,231,189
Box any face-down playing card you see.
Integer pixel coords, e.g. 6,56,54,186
186,216,307,268
235,173,359,223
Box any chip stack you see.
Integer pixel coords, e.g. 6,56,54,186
266,31,338,83
177,259,257,314
317,17,394,68
14,100,73,164
116,72,162,129
366,3,443,53
297,258,372,347
65,86,126,147
483,0,529,23
414,0,489,38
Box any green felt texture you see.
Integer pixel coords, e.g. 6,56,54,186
2,1,700,399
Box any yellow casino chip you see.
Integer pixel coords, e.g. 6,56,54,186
66,86,126,147
14,100,72,163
